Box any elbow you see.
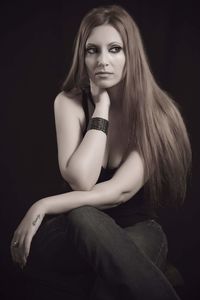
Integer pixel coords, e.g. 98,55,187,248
102,191,125,209
72,182,93,191
118,191,131,204
60,168,94,191
104,188,126,208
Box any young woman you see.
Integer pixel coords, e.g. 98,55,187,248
11,5,191,300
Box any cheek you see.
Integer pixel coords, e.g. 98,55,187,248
85,57,95,78
85,56,94,69
116,55,126,74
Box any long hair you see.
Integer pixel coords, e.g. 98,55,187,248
62,5,192,207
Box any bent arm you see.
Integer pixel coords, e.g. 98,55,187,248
39,179,121,215
66,102,109,190
54,92,110,191
10,176,126,267
10,152,144,269
39,150,145,215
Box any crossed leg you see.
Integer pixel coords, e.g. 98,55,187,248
64,206,180,300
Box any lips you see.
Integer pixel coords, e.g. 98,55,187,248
95,71,113,75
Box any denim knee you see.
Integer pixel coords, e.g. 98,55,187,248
66,205,99,219
125,219,168,270
65,206,114,235
66,206,99,229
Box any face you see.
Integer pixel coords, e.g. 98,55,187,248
85,24,126,88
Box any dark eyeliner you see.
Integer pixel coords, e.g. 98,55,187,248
109,46,122,53
86,46,97,54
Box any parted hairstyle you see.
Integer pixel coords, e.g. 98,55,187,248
62,5,192,207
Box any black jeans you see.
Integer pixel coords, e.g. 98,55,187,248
24,206,180,300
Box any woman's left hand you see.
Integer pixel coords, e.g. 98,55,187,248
10,201,46,269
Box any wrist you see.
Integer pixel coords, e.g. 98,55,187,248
95,100,110,109
93,102,110,119
33,199,47,216
88,117,109,135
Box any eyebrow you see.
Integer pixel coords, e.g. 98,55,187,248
85,42,123,47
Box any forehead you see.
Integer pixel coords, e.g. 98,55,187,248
86,24,123,45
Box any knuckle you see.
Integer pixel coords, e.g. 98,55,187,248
24,245,29,255
14,228,20,235
24,251,29,259
14,231,20,239
20,229,27,236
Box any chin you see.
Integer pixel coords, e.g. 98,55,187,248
95,79,120,89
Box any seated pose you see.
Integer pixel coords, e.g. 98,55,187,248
11,5,192,300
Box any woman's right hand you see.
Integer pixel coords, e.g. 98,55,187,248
89,79,111,107
10,201,45,269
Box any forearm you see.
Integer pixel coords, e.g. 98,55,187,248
65,102,110,190
39,179,122,215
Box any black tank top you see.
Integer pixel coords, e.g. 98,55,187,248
80,87,156,227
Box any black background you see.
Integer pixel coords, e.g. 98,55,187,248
1,0,199,299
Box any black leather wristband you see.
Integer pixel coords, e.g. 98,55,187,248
88,117,109,135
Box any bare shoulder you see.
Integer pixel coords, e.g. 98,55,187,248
54,90,85,123
54,90,83,112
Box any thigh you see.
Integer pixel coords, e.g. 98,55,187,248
124,219,168,270
25,214,92,274
23,214,95,300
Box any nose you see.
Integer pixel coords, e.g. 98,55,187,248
97,50,109,67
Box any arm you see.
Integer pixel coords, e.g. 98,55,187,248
10,150,145,267
40,150,145,214
54,87,110,191
28,151,141,218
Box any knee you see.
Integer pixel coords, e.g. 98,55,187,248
67,205,98,222
125,220,168,270
65,205,115,237
65,206,100,232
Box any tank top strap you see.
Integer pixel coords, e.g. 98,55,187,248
81,86,95,135
81,88,89,134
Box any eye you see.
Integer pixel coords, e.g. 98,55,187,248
109,46,122,53
85,47,97,54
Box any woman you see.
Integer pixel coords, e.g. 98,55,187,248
11,5,191,300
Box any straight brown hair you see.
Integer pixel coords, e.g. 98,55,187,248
62,5,192,207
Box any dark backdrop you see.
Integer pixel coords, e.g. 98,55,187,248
1,0,199,299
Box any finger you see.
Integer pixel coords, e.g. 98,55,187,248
12,234,25,266
10,244,17,263
24,234,32,262
19,231,33,267
17,234,28,266
11,246,21,265
10,232,20,263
